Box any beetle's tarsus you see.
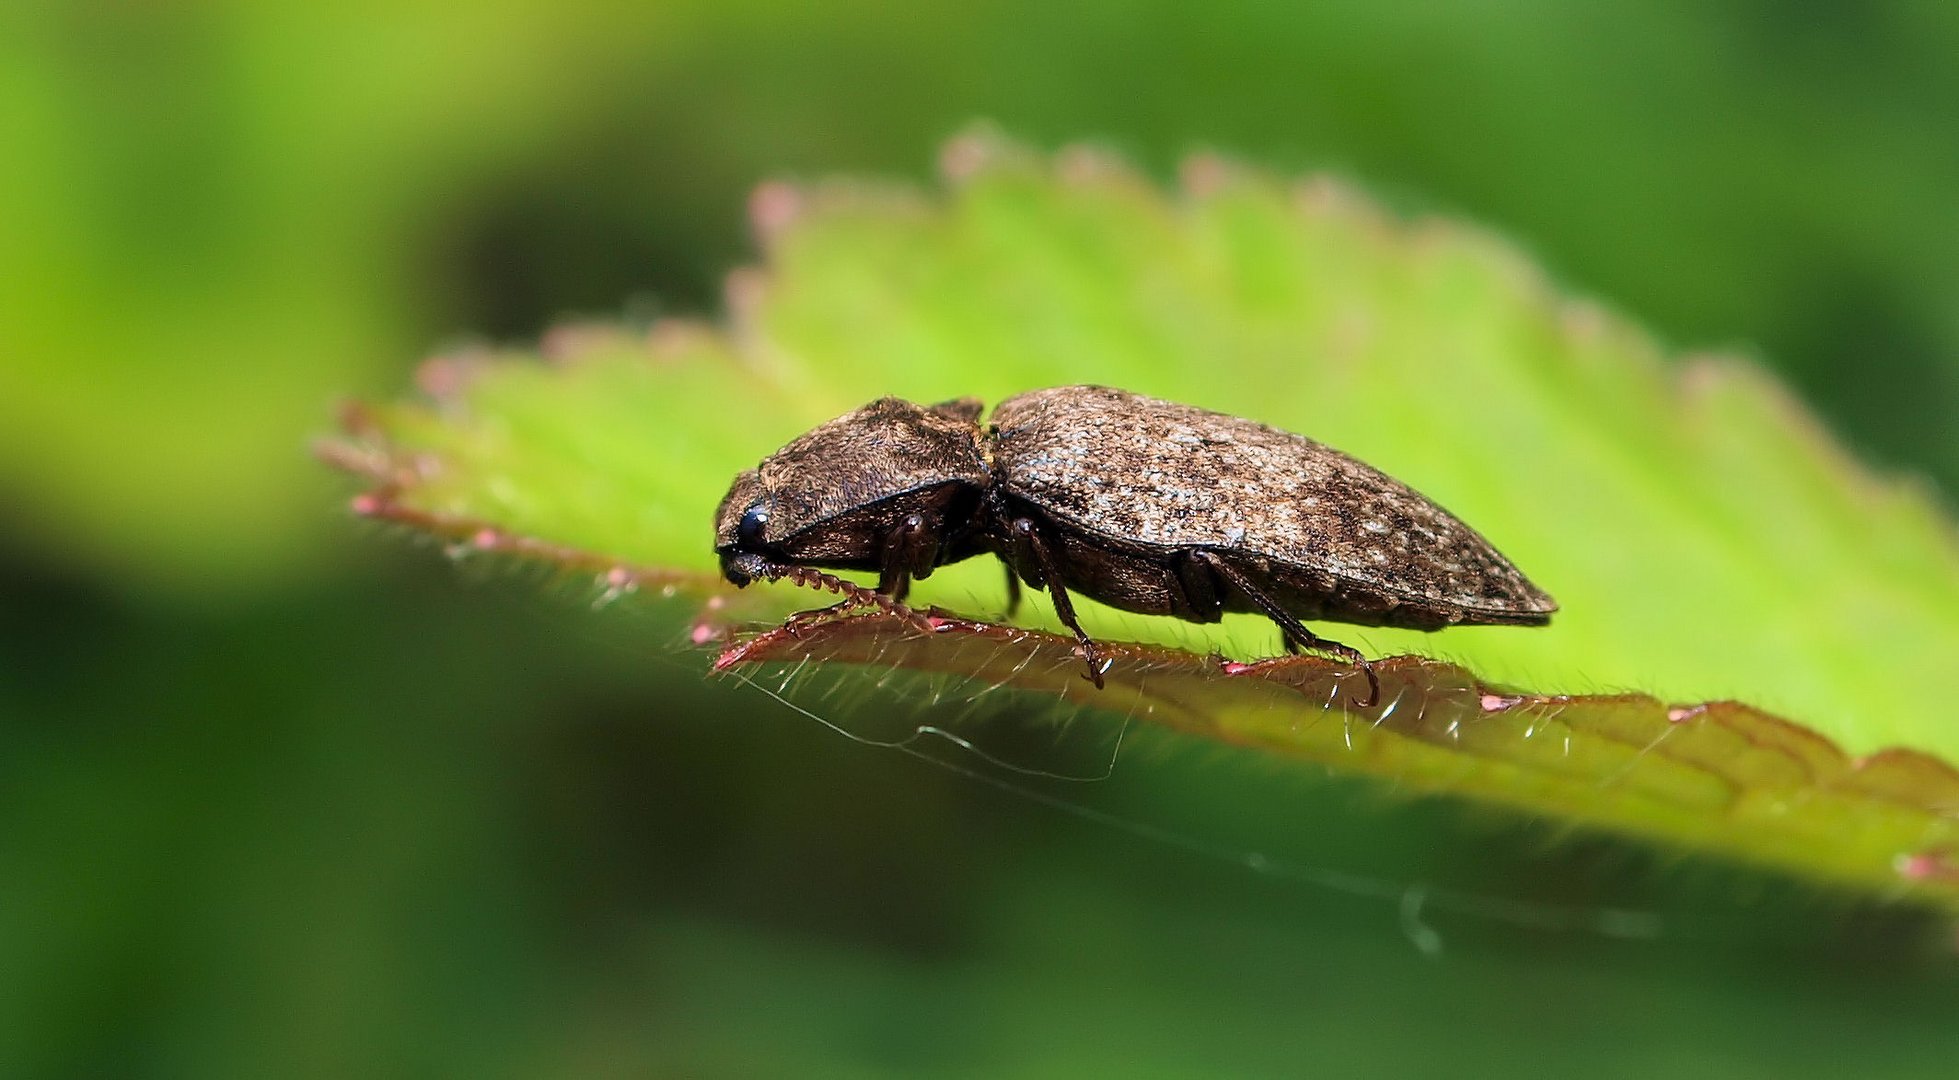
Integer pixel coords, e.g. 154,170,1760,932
1193,549,1379,708
1289,635,1379,708
1348,657,1382,709
1077,641,1107,689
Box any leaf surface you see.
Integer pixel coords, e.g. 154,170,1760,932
324,132,1959,908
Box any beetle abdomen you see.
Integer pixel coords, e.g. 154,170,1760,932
990,386,1556,622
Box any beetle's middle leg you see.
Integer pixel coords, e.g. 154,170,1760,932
1186,550,1380,707
1008,518,1106,689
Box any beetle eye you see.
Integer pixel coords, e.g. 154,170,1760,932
737,504,769,548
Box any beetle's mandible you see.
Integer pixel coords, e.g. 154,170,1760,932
714,385,1557,705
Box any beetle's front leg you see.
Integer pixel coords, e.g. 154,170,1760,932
877,512,939,602
780,597,861,634
780,515,936,634
1008,518,1106,689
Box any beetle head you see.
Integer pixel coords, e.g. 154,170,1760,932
715,397,989,585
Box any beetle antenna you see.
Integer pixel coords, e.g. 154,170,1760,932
759,562,937,635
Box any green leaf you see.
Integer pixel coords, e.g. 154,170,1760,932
323,131,1959,909
719,614,1959,906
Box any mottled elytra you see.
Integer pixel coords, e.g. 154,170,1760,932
715,386,1556,704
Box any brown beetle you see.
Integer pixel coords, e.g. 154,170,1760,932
715,386,1556,704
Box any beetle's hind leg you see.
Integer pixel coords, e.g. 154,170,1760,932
1008,518,1107,689
1187,550,1380,708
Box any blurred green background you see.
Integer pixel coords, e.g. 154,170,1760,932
4,3,1957,1076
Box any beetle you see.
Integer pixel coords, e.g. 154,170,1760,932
714,385,1557,705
